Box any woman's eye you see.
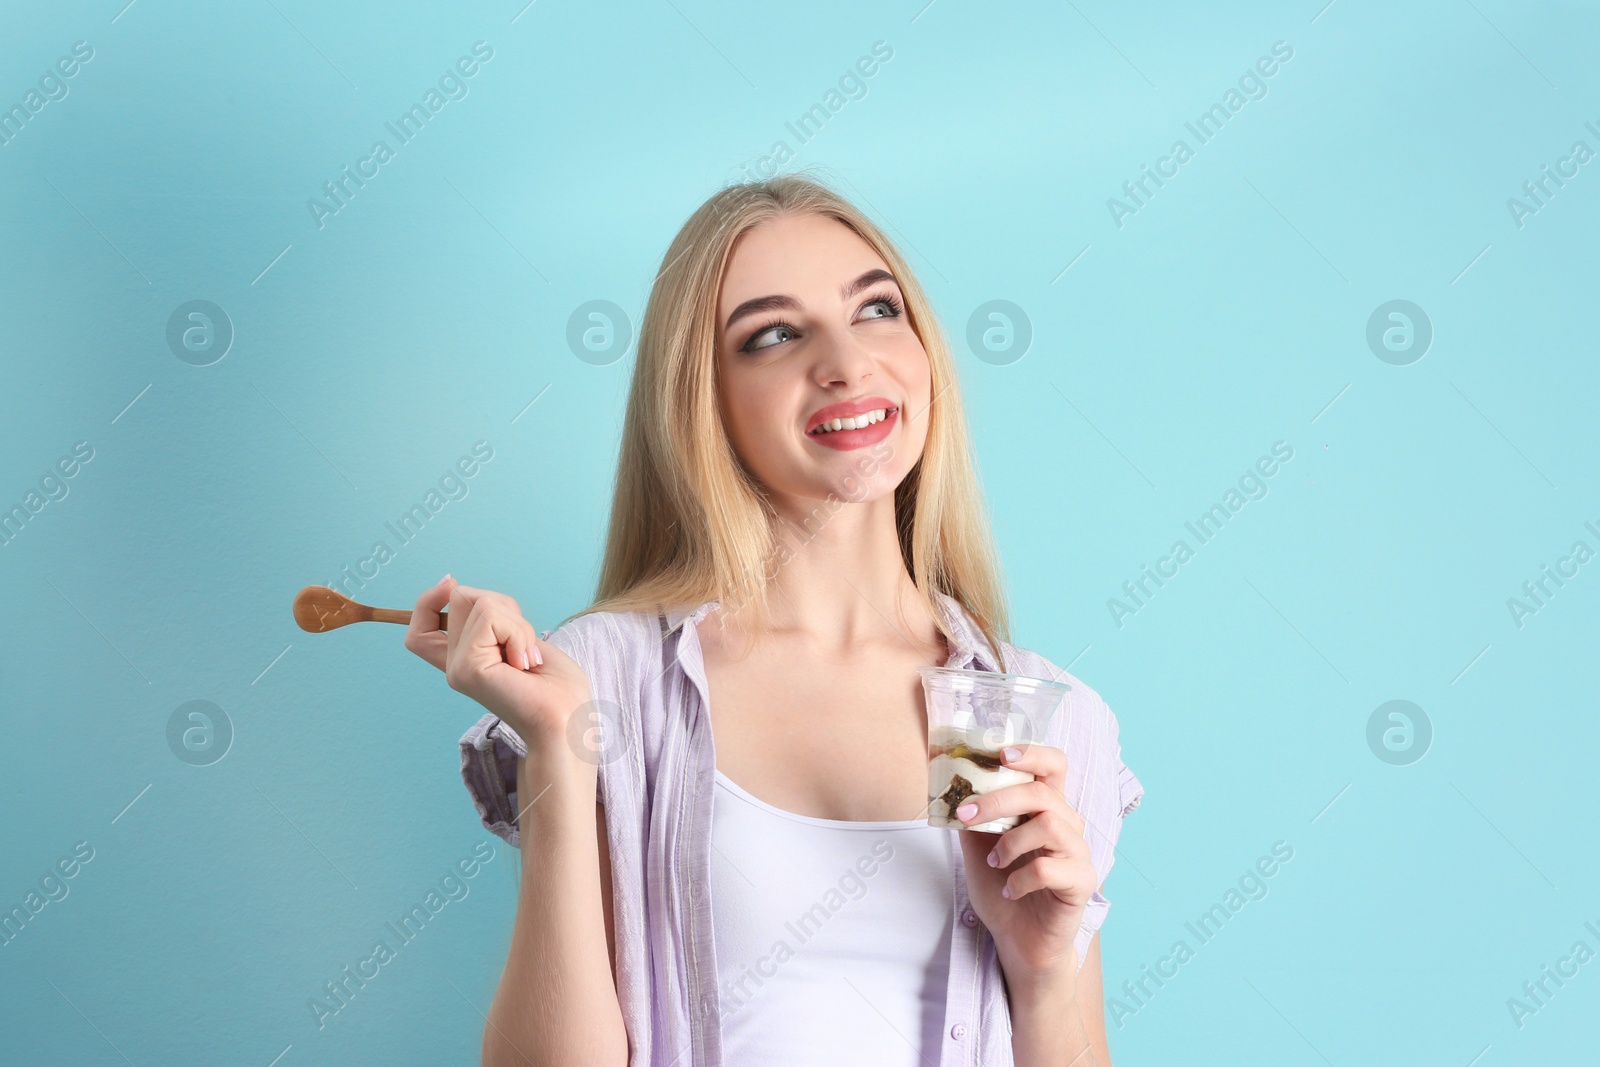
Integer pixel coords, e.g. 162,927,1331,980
746,324,796,352
858,298,898,320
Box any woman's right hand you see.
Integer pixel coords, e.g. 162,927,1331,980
404,574,592,750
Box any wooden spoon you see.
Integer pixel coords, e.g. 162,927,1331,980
292,585,446,633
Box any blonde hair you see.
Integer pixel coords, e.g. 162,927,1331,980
566,171,1011,668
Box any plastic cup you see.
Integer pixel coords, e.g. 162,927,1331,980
918,666,1071,833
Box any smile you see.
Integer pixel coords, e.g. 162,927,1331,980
805,406,898,451
810,407,890,435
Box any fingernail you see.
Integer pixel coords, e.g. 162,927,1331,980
956,802,978,822
987,849,999,867
1001,884,1012,899
1003,747,1021,763
520,649,531,671
531,644,543,667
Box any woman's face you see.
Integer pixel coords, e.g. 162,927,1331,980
713,212,932,515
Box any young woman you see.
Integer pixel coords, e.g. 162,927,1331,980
404,175,1144,1066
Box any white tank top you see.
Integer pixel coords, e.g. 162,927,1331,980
710,767,953,1065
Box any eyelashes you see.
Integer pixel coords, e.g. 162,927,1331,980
864,292,905,319
738,291,905,354
740,317,793,354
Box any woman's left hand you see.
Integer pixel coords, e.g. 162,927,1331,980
952,742,1098,987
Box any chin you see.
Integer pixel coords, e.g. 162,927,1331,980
825,464,904,505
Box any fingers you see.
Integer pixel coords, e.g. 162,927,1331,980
450,582,522,623
447,583,537,689
948,743,1071,835
1001,854,1098,906
531,617,550,668
403,574,453,671
412,574,453,632
954,778,1075,830
452,582,519,615
984,808,1088,869
503,614,543,672
456,585,532,667
444,578,476,667
997,741,1068,792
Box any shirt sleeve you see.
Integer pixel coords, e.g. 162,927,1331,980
459,709,530,848
1025,651,1142,971
1072,682,1142,968
456,623,570,849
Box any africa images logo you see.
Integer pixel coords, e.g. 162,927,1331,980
307,41,495,230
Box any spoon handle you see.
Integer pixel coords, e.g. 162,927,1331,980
374,607,448,630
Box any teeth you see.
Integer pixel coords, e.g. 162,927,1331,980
812,408,890,435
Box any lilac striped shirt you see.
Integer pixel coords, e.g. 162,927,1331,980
459,590,1144,1066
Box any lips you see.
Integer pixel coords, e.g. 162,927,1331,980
804,396,899,452
805,395,897,434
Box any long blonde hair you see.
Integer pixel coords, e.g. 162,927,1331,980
568,171,1011,667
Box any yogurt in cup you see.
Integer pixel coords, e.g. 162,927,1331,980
919,666,1070,833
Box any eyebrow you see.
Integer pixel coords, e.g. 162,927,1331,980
723,268,899,334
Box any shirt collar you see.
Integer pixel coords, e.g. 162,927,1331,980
662,600,721,637
931,589,999,672
661,589,998,672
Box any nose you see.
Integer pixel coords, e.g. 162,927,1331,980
810,322,876,389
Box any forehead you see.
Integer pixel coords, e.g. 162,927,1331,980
716,213,890,316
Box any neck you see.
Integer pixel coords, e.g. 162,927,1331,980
713,492,936,656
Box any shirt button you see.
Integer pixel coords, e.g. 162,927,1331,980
950,1023,967,1040
961,908,978,928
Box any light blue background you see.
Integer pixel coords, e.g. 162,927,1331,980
3,1,1597,1064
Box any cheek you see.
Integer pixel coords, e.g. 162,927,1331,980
740,420,781,470
895,346,934,450
890,334,932,384
893,342,934,416
720,373,785,459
